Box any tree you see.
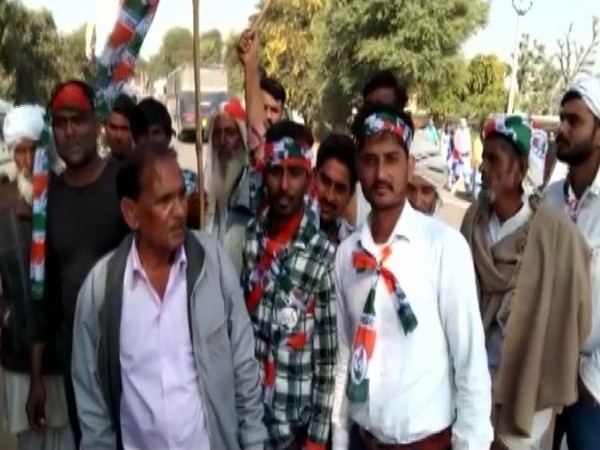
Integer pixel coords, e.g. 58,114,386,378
0,1,64,103
464,54,507,119
557,16,599,89
159,27,193,73
514,34,561,114
60,24,96,85
224,32,244,95
256,0,325,125
316,0,489,127
200,29,224,65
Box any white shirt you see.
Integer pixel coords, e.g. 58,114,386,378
546,169,600,403
120,242,210,450
332,203,493,450
487,201,532,245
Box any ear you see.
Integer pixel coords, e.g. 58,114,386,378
120,197,138,231
408,155,415,179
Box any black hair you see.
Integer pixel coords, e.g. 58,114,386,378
265,120,314,147
129,97,173,141
116,142,178,201
316,133,358,188
111,94,136,120
561,90,582,107
48,79,96,113
362,70,408,110
260,77,287,105
351,102,415,152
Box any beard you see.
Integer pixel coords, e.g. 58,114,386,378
17,171,33,206
5,164,33,205
556,128,596,166
209,149,245,215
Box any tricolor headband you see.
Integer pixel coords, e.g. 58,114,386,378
363,112,413,149
263,136,313,171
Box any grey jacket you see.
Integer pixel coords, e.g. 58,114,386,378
71,231,267,450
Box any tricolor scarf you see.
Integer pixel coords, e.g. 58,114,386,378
29,0,160,301
346,240,417,403
363,111,414,149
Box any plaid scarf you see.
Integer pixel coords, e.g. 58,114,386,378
346,240,417,403
246,210,317,407
29,0,159,301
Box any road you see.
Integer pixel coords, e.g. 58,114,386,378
0,141,470,448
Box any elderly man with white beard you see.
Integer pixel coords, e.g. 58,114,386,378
0,106,74,450
202,98,253,273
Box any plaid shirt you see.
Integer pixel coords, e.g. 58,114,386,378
242,210,337,449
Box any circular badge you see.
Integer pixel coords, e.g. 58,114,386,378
280,307,299,330
350,345,368,384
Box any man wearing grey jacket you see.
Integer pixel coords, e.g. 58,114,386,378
71,142,267,450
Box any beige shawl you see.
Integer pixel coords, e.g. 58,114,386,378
461,196,592,436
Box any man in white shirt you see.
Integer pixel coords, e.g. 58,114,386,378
332,103,493,450
461,115,591,450
546,75,600,450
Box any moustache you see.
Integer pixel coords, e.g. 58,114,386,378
371,181,393,192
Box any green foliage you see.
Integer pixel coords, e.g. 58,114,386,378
144,27,225,82
316,0,490,127
0,1,95,104
464,54,507,119
223,32,244,96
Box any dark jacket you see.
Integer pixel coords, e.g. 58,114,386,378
0,176,59,373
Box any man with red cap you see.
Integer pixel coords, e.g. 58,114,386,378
200,98,253,272
27,80,129,447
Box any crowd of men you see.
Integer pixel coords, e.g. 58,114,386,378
0,26,599,450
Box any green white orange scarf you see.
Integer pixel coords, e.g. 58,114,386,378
346,240,418,403
29,0,160,301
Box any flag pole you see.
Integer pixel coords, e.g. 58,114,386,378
192,0,204,229
251,0,273,31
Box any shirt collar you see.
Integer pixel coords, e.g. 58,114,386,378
129,239,187,285
359,201,417,254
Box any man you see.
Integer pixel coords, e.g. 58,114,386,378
546,75,600,450
128,97,174,148
313,133,357,244
362,70,408,109
260,77,286,126
407,162,441,216
332,104,493,450
104,93,135,161
27,80,129,446
202,98,253,272
128,97,199,198
242,121,337,450
0,106,74,450
461,115,591,450
353,71,411,227
238,29,285,157
454,118,473,195
71,143,267,450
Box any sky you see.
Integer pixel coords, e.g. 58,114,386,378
21,0,600,64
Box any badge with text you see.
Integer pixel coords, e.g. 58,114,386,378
280,306,299,331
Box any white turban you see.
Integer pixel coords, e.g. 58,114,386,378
566,74,600,120
2,105,45,153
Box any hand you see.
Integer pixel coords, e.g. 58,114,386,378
578,373,598,407
26,377,47,431
237,28,259,67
